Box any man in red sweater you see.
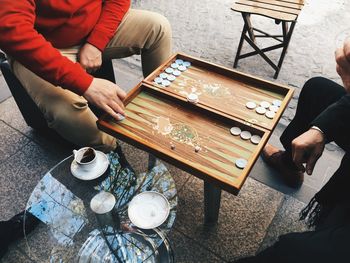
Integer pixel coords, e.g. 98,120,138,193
0,0,172,151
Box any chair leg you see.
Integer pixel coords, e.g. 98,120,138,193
233,25,248,68
234,13,253,68
274,21,296,79
242,13,255,43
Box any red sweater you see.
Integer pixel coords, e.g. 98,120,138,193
0,0,130,95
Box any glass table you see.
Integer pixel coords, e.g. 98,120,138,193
23,148,177,262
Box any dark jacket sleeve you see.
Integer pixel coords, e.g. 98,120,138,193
311,94,350,144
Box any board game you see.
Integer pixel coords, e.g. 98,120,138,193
97,53,294,194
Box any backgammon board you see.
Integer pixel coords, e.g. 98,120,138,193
97,53,294,194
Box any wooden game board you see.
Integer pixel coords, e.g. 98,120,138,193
98,53,294,194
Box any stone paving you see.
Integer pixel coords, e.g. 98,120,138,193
0,0,348,262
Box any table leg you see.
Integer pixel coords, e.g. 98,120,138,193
148,153,157,171
204,182,222,225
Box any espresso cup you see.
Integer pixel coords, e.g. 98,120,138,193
73,147,97,171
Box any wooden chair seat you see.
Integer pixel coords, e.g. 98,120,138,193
232,0,305,78
232,0,304,21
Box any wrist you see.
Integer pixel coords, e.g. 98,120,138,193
310,126,326,142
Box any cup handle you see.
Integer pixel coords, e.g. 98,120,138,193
73,150,78,159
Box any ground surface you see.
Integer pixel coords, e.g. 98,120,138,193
0,0,348,262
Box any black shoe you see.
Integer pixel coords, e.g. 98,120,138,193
8,211,40,242
0,211,40,259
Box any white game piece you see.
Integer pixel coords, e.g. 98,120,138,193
154,77,163,84
165,67,174,74
167,75,176,82
171,63,179,69
272,99,282,107
161,80,171,87
175,59,184,65
160,73,168,79
269,105,279,113
260,101,271,109
250,135,262,145
171,144,176,150
194,146,201,152
183,61,191,67
187,93,198,103
240,131,252,140
173,70,181,77
116,113,125,121
256,106,267,115
235,158,248,169
230,127,241,136
265,110,275,119
246,101,257,110
178,65,187,72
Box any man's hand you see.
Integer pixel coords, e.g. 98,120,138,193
291,129,326,175
335,37,350,93
78,43,102,73
83,78,126,120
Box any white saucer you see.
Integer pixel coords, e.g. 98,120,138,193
128,191,170,229
71,151,109,180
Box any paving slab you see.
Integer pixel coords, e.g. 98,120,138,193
0,97,32,136
0,120,30,164
0,142,63,220
0,75,11,103
174,176,284,261
169,229,225,263
0,246,33,263
258,196,308,253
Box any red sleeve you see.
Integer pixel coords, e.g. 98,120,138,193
0,0,93,95
87,0,131,51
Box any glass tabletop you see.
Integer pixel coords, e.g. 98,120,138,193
23,148,177,262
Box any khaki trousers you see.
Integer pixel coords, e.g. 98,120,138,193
11,9,172,152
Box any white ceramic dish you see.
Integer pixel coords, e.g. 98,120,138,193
71,151,109,180
128,191,170,229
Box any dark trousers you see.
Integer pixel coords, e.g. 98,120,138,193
235,77,350,263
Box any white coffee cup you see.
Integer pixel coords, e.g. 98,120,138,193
73,147,97,171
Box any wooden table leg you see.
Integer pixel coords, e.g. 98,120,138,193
204,181,222,225
148,153,157,171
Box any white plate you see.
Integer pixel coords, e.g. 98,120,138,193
71,151,109,180
128,191,170,229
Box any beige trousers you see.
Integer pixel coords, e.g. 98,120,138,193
12,9,172,152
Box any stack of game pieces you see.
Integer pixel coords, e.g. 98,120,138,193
230,126,262,145
154,58,192,87
245,99,282,119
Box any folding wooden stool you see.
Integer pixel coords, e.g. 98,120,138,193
232,0,305,78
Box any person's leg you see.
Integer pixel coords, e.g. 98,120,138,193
234,205,350,263
11,56,117,152
263,77,346,187
281,77,346,154
103,9,172,77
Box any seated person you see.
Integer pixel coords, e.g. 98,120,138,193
234,39,350,262
0,0,172,152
